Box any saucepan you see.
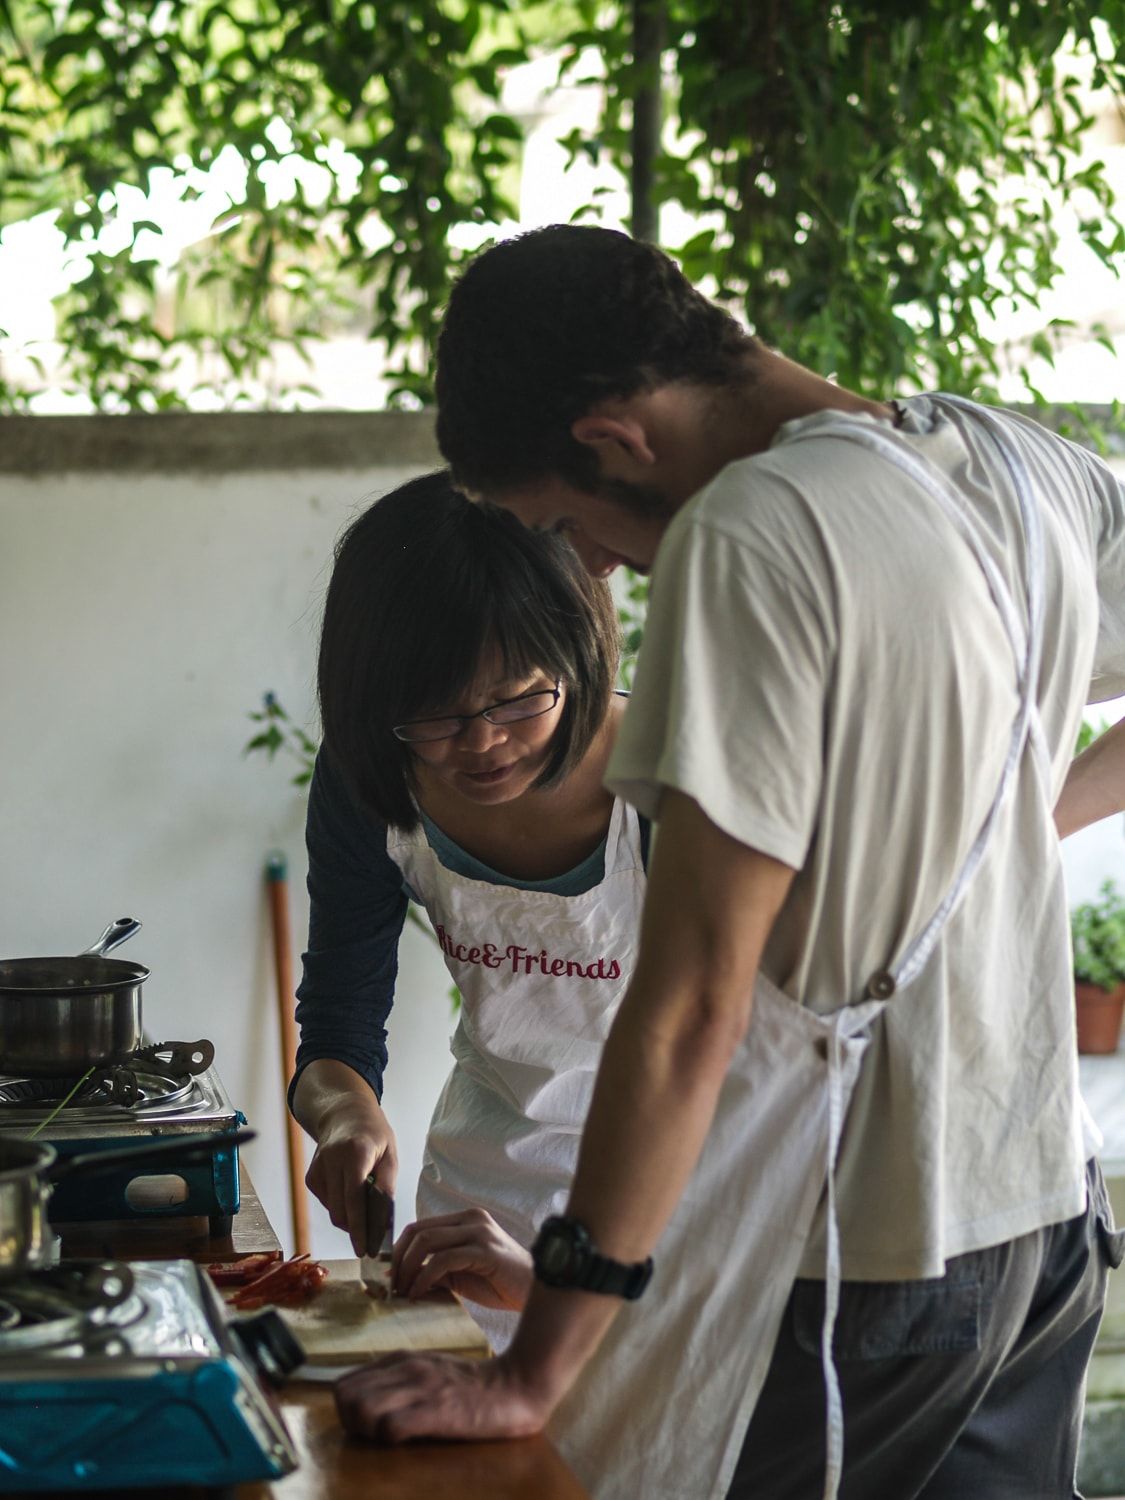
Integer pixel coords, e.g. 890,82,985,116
0,918,149,1077
0,1128,256,1281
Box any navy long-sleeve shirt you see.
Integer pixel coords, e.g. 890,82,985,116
292,751,406,1105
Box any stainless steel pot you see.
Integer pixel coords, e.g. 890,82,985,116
0,918,148,1077
0,1129,256,1280
0,1140,54,1279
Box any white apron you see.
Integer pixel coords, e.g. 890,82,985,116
392,399,1046,1500
387,796,648,1354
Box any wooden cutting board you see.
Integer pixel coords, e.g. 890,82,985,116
276,1259,491,1365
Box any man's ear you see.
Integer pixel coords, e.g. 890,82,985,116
571,411,656,471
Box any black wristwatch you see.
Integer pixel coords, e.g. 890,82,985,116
531,1216,654,1300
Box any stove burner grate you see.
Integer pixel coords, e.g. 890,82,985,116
0,1078,55,1105
0,1068,195,1111
0,1261,143,1357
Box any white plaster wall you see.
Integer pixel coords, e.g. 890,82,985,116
0,459,452,1259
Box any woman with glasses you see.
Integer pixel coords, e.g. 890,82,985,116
289,470,646,1350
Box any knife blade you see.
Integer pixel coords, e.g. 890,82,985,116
360,1176,395,1297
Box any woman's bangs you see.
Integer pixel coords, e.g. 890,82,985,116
488,590,572,691
388,624,483,724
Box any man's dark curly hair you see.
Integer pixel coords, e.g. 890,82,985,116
435,224,755,496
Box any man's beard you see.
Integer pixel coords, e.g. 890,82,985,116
594,476,679,521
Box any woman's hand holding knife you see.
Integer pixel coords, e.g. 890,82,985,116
291,1057,398,1254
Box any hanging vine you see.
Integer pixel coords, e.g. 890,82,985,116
0,0,528,408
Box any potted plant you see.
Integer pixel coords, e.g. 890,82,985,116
1071,879,1125,1054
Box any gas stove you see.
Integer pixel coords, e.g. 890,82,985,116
0,1040,244,1236
0,1257,301,1491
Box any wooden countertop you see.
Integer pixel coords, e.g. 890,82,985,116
240,1385,587,1500
55,1169,588,1500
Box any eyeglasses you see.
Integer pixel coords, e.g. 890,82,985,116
392,680,563,744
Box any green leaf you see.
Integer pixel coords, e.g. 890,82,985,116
479,113,522,141
1072,880,1125,989
41,28,100,70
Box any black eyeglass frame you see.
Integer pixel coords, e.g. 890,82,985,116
392,679,563,744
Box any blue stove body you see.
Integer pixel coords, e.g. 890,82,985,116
0,1261,300,1492
47,1127,243,1224
0,1060,245,1228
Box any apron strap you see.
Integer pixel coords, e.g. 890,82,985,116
820,1022,848,1499
932,394,1050,785
893,400,1047,987
803,407,1047,992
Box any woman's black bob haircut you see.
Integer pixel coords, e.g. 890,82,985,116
318,469,620,830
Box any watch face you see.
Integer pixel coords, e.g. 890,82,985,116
534,1217,592,1286
541,1235,574,1277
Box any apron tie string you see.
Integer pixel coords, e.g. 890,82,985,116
820,1019,848,1500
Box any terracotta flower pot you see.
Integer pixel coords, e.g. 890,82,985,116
1075,980,1125,1055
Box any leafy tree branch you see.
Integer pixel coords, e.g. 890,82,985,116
0,1,1122,413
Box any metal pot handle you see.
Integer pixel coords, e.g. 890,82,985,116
77,917,141,958
51,1127,257,1184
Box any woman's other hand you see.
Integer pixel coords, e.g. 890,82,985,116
392,1208,533,1310
292,1058,397,1254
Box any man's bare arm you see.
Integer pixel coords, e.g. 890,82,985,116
1055,717,1125,839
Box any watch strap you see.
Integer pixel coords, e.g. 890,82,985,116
532,1215,654,1301
582,1247,654,1300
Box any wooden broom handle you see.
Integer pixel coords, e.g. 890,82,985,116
267,851,311,1256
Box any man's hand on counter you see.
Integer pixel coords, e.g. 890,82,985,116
335,1350,551,1444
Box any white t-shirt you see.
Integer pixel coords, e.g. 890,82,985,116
607,395,1125,1279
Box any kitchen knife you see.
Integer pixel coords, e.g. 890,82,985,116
360,1176,394,1297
